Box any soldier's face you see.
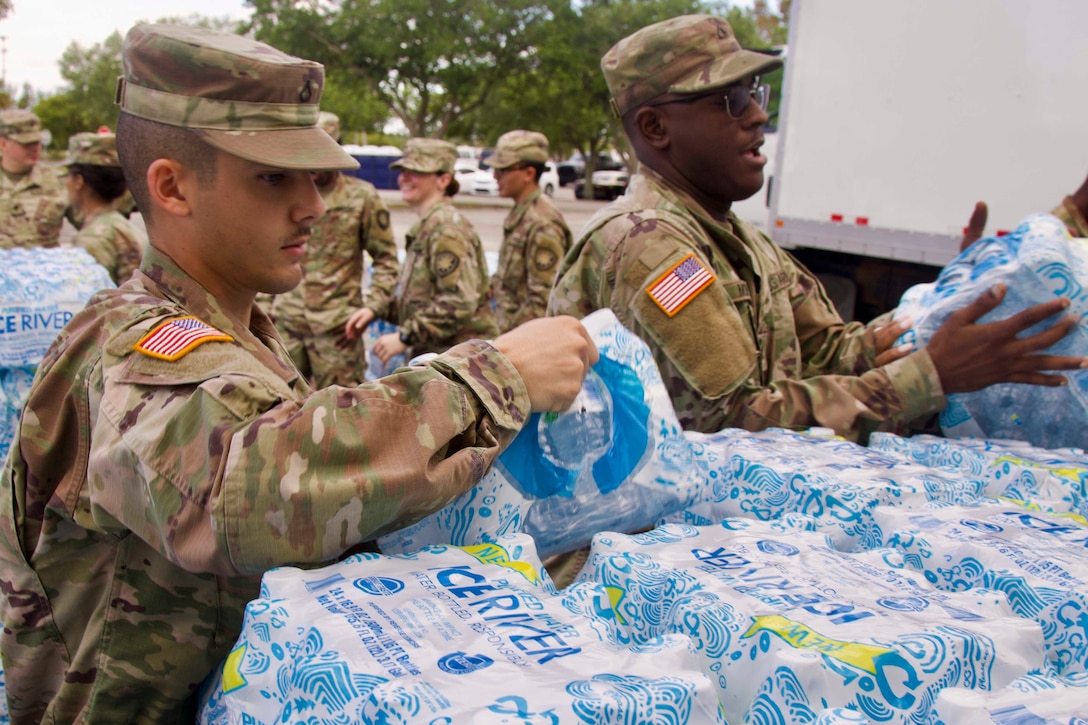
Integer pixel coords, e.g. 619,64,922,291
656,83,770,205
398,169,444,209
0,137,41,173
494,165,532,200
185,150,326,303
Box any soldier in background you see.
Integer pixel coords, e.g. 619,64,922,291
360,137,499,364
0,108,66,248
272,111,400,387
0,24,595,721
548,14,1085,444
484,130,572,332
62,130,145,284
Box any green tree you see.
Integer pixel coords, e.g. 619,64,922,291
247,0,564,138
33,31,123,150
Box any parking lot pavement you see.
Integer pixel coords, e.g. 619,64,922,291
380,185,609,255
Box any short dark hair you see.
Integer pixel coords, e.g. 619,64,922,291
69,164,127,202
116,112,217,222
524,161,546,185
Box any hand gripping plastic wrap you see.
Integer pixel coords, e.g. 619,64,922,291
572,520,1045,725
664,427,991,552
379,308,718,559
198,533,726,724
363,318,407,381
892,213,1088,449
863,502,1088,677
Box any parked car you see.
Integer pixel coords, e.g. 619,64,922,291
453,158,479,187
574,169,629,201
471,161,560,197
558,153,625,186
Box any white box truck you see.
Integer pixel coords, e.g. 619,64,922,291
762,0,1088,321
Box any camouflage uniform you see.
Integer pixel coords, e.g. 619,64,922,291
271,172,399,388
393,197,499,355
484,130,572,332
63,131,145,284
73,209,144,284
0,110,66,248
1053,196,1088,238
549,169,944,443
390,138,499,355
547,15,944,443
0,25,531,722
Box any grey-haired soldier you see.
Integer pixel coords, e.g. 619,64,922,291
0,24,595,722
485,130,572,331
0,108,67,248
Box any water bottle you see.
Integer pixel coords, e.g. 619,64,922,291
537,369,613,470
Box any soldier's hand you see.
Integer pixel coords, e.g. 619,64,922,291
493,316,598,412
872,315,913,367
343,307,376,342
960,201,988,252
926,284,1087,394
373,332,408,365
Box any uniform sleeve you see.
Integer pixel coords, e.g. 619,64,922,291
520,221,568,324
360,189,400,319
547,229,611,319
83,339,530,575
1053,196,1088,238
619,227,944,442
403,225,489,347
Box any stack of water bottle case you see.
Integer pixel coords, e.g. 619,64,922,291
201,215,1088,725
2,219,1087,723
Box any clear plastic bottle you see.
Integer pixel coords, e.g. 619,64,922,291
537,369,613,470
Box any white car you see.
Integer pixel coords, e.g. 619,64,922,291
471,161,560,197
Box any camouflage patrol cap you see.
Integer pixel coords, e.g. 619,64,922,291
0,109,43,144
390,137,457,174
117,23,358,171
602,14,783,116
319,111,341,142
61,131,121,167
484,130,549,169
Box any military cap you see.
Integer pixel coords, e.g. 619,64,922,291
0,109,43,144
62,131,120,167
117,23,358,172
318,111,341,142
484,130,550,170
390,138,457,174
602,14,783,116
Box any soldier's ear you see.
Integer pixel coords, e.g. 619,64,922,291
632,106,669,150
146,158,192,218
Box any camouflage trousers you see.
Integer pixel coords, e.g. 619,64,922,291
277,316,367,389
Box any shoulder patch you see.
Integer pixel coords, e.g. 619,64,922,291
133,316,234,361
533,246,559,272
434,250,461,277
646,253,715,317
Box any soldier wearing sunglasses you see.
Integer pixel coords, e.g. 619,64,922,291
548,14,1085,445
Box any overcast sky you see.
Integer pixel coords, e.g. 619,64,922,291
1,0,255,95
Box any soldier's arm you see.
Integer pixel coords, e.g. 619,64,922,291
408,227,490,347
86,340,531,575
520,221,569,324
359,187,400,319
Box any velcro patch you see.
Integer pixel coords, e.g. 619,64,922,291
134,316,234,361
646,253,715,316
434,250,460,277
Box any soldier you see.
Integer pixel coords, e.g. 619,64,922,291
547,14,1085,444
0,108,67,248
62,130,145,284
484,130,572,331
0,24,595,722
362,137,500,364
271,111,400,387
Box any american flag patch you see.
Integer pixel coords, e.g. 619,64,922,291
134,316,234,361
646,253,715,316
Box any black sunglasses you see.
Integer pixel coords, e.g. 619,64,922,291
646,78,769,120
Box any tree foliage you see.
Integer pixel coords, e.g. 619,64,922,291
33,31,123,150
247,0,564,138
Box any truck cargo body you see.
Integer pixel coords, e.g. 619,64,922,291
765,0,1088,320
